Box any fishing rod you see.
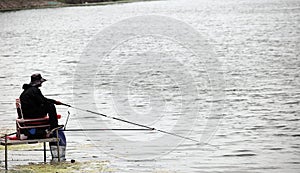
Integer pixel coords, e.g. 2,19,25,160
64,128,153,132
60,103,200,143
63,111,150,131
64,111,71,130
0,132,17,139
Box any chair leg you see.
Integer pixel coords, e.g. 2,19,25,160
43,142,46,163
5,134,8,170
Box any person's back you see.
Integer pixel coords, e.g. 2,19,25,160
20,84,47,118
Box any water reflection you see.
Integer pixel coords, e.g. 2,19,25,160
0,0,299,172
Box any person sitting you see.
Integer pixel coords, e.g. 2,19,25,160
20,73,62,130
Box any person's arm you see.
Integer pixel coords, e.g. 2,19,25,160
46,98,56,104
50,99,62,105
32,88,61,105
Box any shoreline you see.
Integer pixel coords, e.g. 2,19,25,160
0,0,155,12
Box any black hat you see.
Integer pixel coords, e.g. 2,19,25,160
29,73,47,86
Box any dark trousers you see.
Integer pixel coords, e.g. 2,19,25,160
45,103,58,129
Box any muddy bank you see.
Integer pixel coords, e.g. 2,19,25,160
0,0,64,11
0,0,153,12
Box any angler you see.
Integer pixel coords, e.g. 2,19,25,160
20,73,63,130
18,73,66,161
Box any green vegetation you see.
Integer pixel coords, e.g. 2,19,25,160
0,143,43,151
9,160,113,173
8,161,176,173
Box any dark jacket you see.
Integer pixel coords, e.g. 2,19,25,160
20,84,55,119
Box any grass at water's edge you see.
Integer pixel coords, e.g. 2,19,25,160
0,143,43,150
0,0,157,12
6,160,114,173
3,161,175,173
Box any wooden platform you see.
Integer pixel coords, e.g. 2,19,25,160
1,136,60,170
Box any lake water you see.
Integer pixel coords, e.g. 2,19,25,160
0,0,299,172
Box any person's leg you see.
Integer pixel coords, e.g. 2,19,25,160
47,103,58,129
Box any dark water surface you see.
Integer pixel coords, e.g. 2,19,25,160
0,0,299,172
